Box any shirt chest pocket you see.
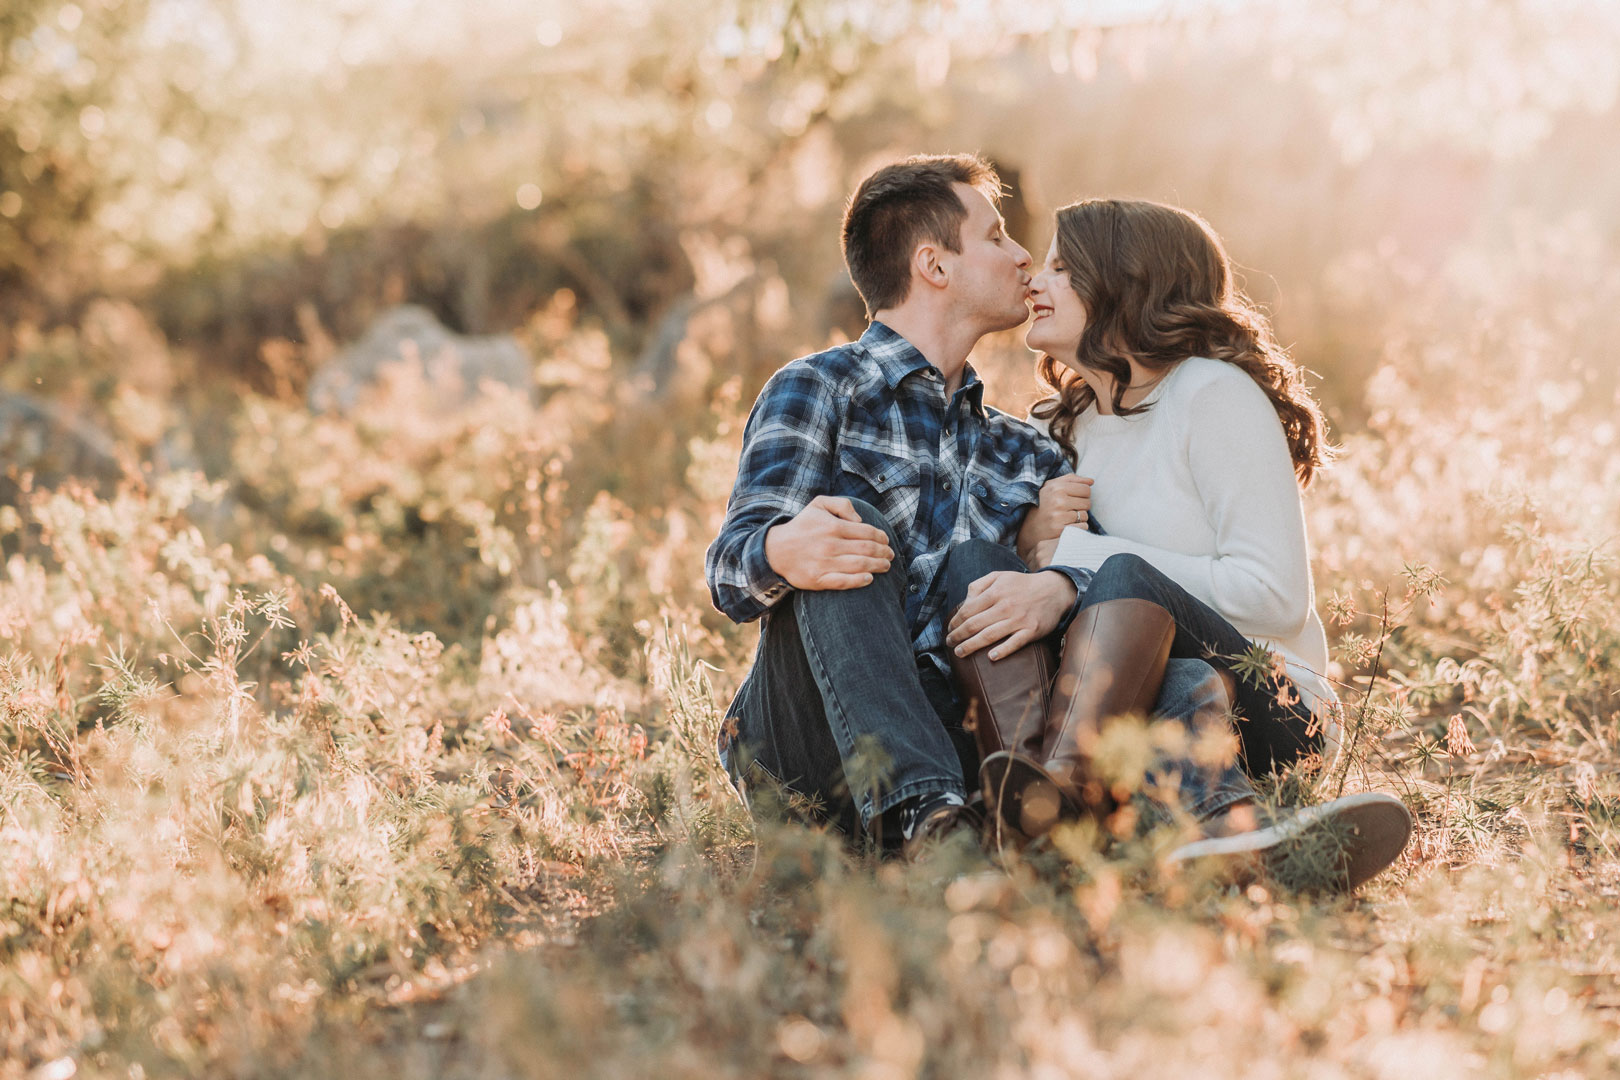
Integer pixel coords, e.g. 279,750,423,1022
835,443,922,525
967,477,1041,542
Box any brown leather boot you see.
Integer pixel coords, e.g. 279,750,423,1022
980,598,1176,840
950,638,1055,763
950,638,1055,843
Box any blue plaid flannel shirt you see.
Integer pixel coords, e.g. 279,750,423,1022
705,321,1092,680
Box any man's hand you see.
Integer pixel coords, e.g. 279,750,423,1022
1016,475,1092,562
764,496,894,591
946,570,1077,661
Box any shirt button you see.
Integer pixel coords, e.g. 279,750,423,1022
908,583,918,593
943,479,953,491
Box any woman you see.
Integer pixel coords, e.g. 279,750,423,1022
978,198,1409,888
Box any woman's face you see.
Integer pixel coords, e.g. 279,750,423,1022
1024,236,1087,367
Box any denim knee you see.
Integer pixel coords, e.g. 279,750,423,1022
1083,552,1165,605
942,538,1023,614
843,497,902,550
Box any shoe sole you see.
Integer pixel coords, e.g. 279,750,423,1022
1166,792,1413,892
980,751,1082,841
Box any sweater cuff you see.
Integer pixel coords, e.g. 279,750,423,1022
1037,565,1092,633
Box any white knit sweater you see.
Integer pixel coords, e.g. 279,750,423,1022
1034,356,1341,759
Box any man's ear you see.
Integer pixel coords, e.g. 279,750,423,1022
912,242,948,291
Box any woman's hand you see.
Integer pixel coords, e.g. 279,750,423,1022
1028,538,1058,569
1016,475,1092,563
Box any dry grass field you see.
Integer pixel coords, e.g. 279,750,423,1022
3,286,1618,1078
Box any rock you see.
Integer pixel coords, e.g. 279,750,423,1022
308,304,533,415
0,393,122,497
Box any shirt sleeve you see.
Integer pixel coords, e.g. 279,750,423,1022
1048,372,1313,641
704,361,840,623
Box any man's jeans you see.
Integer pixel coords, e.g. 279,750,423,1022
719,502,1254,839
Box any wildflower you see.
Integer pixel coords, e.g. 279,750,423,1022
319,583,356,627
1325,590,1358,627
1446,714,1476,758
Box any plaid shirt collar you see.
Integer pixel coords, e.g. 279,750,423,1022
863,321,988,418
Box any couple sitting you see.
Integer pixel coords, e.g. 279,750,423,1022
705,153,1411,890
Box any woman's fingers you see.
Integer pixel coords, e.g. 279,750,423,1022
1044,493,1090,514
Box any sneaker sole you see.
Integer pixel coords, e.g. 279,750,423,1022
1166,792,1413,892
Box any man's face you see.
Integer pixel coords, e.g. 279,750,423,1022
942,182,1033,333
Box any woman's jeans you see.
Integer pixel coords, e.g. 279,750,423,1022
718,503,1256,841
1080,552,1325,778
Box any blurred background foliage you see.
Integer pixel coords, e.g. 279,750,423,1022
3,0,1619,654
5,0,1619,382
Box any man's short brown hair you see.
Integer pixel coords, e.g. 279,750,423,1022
841,154,1002,317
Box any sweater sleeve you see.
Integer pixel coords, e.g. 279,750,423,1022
1048,372,1313,641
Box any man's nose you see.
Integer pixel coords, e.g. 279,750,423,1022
1013,241,1033,270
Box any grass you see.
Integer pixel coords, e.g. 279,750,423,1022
2,281,1620,1079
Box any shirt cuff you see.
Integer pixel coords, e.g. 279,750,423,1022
1037,565,1092,633
743,513,795,610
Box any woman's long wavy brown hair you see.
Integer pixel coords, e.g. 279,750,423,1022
1030,199,1332,486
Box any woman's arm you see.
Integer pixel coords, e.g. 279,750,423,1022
1016,474,1092,562
1049,373,1314,640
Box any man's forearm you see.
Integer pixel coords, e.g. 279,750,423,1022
1037,564,1091,634
705,512,795,623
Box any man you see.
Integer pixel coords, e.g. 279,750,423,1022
704,154,1098,854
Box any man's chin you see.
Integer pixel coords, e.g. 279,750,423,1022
989,309,1032,335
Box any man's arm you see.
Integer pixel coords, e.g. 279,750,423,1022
703,362,891,623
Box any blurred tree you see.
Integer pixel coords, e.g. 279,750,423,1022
0,0,153,318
